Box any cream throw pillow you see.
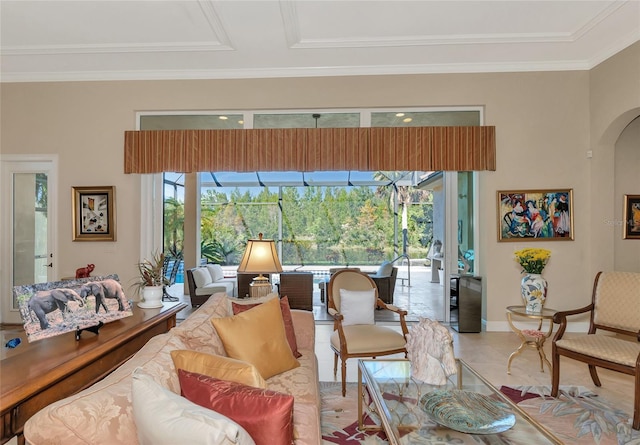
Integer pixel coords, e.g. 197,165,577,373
211,297,299,379
207,264,225,282
339,288,376,326
192,267,213,288
131,368,255,445
375,261,393,277
170,350,267,389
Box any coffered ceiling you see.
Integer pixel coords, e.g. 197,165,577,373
1,0,638,83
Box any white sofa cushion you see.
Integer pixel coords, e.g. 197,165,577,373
132,368,255,445
197,283,231,296
207,264,225,282
193,267,213,288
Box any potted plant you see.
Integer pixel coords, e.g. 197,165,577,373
136,251,168,308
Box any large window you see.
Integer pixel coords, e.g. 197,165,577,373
141,108,481,292
161,172,433,273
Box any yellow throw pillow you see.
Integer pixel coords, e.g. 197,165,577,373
170,349,267,389
211,297,300,379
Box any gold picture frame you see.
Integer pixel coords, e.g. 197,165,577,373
497,189,574,242
623,194,640,240
72,186,116,241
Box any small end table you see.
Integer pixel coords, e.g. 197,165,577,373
506,305,557,375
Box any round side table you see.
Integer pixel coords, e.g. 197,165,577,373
506,305,557,375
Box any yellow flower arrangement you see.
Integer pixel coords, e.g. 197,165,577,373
514,248,551,274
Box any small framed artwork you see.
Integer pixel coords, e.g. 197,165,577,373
72,186,116,241
497,189,574,242
623,194,640,240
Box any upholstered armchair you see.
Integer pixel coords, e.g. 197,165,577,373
327,269,408,396
551,271,640,430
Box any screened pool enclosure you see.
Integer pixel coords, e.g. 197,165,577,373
163,170,435,282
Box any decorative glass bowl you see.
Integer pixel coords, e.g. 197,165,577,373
419,389,516,434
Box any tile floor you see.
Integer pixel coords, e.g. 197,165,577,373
168,269,634,428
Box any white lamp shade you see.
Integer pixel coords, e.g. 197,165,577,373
237,234,283,274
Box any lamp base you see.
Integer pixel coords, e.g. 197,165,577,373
249,280,272,298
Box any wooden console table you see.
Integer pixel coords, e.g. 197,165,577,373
0,301,186,444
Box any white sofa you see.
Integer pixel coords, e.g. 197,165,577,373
188,264,237,306
24,293,322,445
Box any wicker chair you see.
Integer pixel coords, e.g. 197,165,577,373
369,266,398,304
551,271,640,430
278,272,313,311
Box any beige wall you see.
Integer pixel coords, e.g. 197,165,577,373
2,41,638,327
614,117,640,270
588,42,640,280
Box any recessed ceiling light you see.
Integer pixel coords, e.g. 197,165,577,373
395,113,405,117
403,117,413,123
219,116,228,120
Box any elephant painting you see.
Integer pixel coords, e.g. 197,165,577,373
16,274,133,343
28,288,85,330
79,279,126,313
79,283,106,313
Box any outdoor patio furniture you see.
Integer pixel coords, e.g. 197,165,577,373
278,271,313,311
368,263,398,305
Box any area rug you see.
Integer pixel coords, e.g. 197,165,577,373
320,382,640,444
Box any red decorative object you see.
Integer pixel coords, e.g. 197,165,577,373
75,264,95,279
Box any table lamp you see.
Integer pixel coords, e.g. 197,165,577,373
237,233,283,298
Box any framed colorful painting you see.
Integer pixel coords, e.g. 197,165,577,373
72,186,116,241
623,194,640,240
497,189,574,242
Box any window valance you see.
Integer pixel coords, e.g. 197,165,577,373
124,126,495,173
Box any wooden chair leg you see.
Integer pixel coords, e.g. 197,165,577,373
341,357,347,397
588,365,602,387
634,370,640,430
551,350,560,397
333,353,338,377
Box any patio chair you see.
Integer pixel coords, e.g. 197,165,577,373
278,271,313,311
368,262,398,304
162,255,181,302
328,269,409,396
551,271,640,430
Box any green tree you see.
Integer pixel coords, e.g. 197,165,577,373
163,197,184,259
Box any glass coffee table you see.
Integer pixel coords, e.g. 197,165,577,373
358,359,562,444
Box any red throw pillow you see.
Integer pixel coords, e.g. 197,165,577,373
232,296,302,358
178,369,294,445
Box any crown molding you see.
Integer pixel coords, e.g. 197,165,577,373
0,59,594,83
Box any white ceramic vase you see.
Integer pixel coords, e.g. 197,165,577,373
138,285,163,308
521,273,547,313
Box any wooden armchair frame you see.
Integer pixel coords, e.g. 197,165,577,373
328,269,408,396
551,271,640,430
